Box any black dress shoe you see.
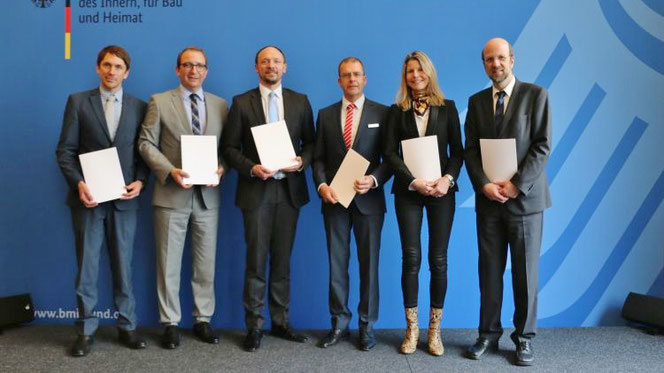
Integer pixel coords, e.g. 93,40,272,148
71,335,94,357
317,328,349,348
243,329,262,352
161,325,180,349
193,322,220,344
515,341,534,366
465,337,499,360
118,329,147,349
359,329,376,351
271,324,308,343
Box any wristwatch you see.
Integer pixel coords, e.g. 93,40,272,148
445,174,455,188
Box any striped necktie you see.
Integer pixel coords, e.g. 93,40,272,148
190,93,201,135
343,103,355,149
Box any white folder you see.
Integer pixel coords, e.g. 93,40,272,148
78,147,126,203
250,120,299,171
181,135,218,185
480,138,518,182
401,135,441,182
329,149,370,208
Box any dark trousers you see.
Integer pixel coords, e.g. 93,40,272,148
394,193,455,309
477,209,542,343
323,202,383,331
242,179,299,330
71,203,137,336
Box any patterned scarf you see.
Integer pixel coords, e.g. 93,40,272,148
412,94,430,117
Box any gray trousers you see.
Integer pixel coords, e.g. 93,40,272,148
477,209,543,343
154,188,218,325
71,203,138,336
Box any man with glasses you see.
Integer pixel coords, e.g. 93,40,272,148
56,45,148,357
139,46,227,349
313,57,389,351
464,38,552,366
222,45,315,352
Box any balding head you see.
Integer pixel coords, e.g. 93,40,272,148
482,38,514,89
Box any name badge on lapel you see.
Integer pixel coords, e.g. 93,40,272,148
368,123,379,128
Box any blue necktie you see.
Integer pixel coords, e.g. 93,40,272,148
190,93,201,135
494,91,506,129
268,91,279,123
268,91,286,179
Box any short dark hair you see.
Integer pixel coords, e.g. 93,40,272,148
254,45,286,64
337,57,365,77
176,46,207,68
97,45,131,70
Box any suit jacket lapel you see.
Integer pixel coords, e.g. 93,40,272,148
480,88,497,138
202,92,218,136
88,90,112,143
249,89,266,126
113,93,129,144
170,89,192,135
352,100,370,149
282,89,296,132
424,105,439,137
404,108,420,139
329,101,345,150
500,79,521,137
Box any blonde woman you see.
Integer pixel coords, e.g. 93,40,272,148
383,51,463,356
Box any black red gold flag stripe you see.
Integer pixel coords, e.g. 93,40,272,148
65,0,71,60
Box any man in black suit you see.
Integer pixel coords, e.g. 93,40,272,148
313,57,390,351
464,38,552,366
56,45,148,357
221,45,315,352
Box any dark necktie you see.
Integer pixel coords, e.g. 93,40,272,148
494,90,506,128
190,93,201,135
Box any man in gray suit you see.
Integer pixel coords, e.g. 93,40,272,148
313,57,390,351
464,38,552,366
56,45,148,357
139,47,227,349
221,45,314,352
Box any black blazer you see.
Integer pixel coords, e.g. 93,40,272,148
221,87,315,210
312,98,391,215
383,100,463,200
56,88,148,210
464,79,552,216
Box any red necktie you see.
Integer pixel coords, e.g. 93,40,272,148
343,103,354,149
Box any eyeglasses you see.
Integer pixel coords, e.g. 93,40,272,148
339,72,364,79
180,62,208,71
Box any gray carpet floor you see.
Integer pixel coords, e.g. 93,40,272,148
0,325,662,372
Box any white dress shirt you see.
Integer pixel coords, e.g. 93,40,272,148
491,75,516,115
413,107,430,137
341,94,365,146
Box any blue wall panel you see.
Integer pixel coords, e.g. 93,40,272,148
1,0,662,329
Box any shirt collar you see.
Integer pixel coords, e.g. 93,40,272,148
342,94,365,110
259,83,282,99
180,85,205,101
492,75,516,98
100,86,122,102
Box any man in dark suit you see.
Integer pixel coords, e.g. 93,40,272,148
56,45,148,357
312,57,389,351
139,47,227,349
464,38,552,366
221,45,315,352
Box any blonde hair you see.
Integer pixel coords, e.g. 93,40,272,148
395,51,445,110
